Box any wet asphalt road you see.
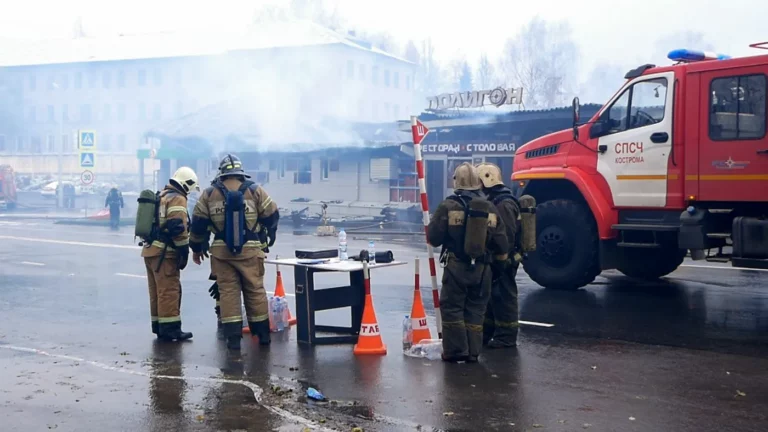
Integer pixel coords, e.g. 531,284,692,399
1,219,767,431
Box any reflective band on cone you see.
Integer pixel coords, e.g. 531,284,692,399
354,262,387,356
410,258,432,344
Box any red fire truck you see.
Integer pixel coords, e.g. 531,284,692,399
512,46,768,290
0,165,17,210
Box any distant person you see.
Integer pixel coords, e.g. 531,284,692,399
105,186,125,229
63,183,76,209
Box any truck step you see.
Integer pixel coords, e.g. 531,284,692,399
706,233,731,239
612,223,679,232
617,242,662,248
706,256,730,263
733,257,768,270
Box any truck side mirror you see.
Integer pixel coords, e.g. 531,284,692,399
572,97,581,141
590,121,606,139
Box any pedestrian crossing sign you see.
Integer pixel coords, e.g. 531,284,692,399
80,152,95,168
79,130,96,149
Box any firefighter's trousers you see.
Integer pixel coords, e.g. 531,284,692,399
211,253,269,339
439,259,492,360
144,255,183,336
484,262,520,347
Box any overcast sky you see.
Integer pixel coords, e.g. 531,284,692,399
1,0,766,83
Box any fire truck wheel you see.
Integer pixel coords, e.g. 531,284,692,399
523,199,600,290
616,247,686,280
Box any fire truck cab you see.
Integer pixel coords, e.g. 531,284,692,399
513,47,768,290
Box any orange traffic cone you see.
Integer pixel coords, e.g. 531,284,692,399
354,262,387,356
273,260,296,326
410,258,432,344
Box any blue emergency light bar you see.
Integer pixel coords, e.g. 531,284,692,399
668,49,731,62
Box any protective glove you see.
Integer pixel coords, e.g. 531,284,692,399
208,282,220,300
267,226,277,247
200,239,210,258
176,245,190,270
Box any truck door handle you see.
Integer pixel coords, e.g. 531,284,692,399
650,132,669,143
757,149,768,155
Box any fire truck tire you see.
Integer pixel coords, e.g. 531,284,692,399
616,247,686,280
523,199,600,290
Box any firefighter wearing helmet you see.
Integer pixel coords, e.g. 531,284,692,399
427,162,509,363
476,163,523,348
189,155,280,351
140,166,200,341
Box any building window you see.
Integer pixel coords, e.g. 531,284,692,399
103,104,112,122
62,105,69,122
118,134,126,151
358,64,366,81
330,159,340,172
372,66,379,85
80,104,92,122
47,105,55,123
294,158,311,184
710,74,767,140
321,159,330,180
28,106,36,122
347,60,354,79
0,136,6,152
277,159,285,178
31,136,42,153
75,72,83,89
117,70,126,87
138,69,147,86
153,104,162,121
394,71,400,88
60,74,69,89
256,172,269,184
153,69,163,86
101,134,111,151
138,103,146,120
269,159,278,170
16,137,25,152
117,104,126,121
47,135,55,153
406,74,412,90
103,71,111,88
384,69,390,87
62,134,71,153
28,75,36,91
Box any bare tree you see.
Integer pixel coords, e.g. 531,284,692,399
476,53,495,89
499,17,579,109
459,61,473,92
419,38,443,96
579,62,627,105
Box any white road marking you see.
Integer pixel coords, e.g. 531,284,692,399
0,235,138,249
519,320,555,328
0,345,334,431
20,261,45,266
680,264,768,273
115,273,147,279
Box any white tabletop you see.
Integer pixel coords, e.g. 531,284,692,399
264,257,406,272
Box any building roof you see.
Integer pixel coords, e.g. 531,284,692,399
398,104,603,130
146,97,411,154
0,19,413,68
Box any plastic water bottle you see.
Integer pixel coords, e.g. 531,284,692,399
404,339,443,360
338,229,348,260
368,240,376,264
402,315,413,351
276,298,286,332
281,297,291,326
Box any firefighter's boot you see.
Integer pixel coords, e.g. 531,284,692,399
158,322,193,342
223,322,242,351
151,321,159,337
249,320,271,346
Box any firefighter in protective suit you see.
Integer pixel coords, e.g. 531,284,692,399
142,166,199,341
190,155,279,351
476,163,521,348
427,162,509,363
